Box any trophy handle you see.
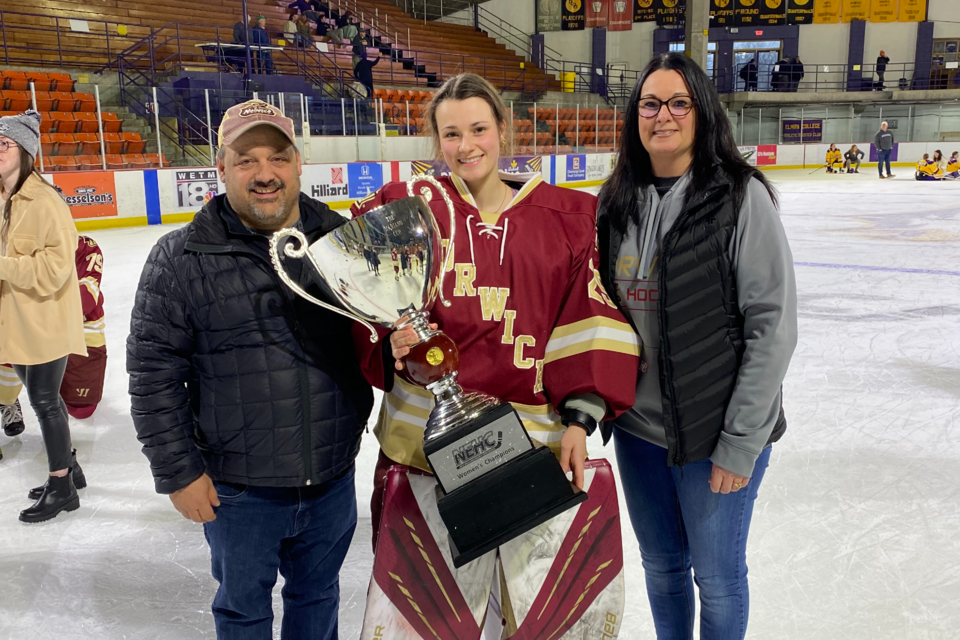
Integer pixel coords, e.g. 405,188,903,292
269,227,380,343
407,174,454,308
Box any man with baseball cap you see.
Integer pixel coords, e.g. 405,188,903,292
128,99,380,638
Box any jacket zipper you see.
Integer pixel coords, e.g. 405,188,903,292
186,239,316,485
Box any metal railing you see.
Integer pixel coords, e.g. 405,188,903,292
727,102,960,146
0,9,150,69
715,61,918,94
392,0,566,64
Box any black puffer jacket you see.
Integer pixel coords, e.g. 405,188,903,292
128,193,375,494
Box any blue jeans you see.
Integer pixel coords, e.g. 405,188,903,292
878,148,892,176
203,467,357,640
613,429,771,640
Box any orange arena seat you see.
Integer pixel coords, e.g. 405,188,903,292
52,92,78,112
50,112,79,134
105,153,127,170
33,92,55,112
74,112,101,133
122,153,150,169
74,93,96,113
103,132,123,154
100,112,122,133
119,132,145,154
24,72,54,92
76,155,103,171
2,91,32,111
74,133,102,155
51,133,80,156
0,71,28,91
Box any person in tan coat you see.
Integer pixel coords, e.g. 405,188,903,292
0,111,86,523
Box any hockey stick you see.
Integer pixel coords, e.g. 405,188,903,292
809,164,827,175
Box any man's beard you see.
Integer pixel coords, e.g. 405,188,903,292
236,179,295,228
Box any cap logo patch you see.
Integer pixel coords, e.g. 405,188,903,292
239,104,277,118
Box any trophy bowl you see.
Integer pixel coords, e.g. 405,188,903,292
269,176,587,567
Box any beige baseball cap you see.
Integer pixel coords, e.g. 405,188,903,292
217,99,296,148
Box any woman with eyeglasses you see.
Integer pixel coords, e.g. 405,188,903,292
0,111,86,523
596,53,798,639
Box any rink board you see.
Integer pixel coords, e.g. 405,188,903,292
51,142,940,231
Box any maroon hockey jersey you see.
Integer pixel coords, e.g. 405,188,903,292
351,172,639,471
75,235,105,349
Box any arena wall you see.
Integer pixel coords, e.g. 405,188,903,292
55,144,937,232
476,0,959,74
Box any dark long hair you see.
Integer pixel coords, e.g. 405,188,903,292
599,53,777,234
1,147,59,247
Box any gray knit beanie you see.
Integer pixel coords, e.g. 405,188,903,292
0,110,41,161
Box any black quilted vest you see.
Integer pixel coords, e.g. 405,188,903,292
598,177,786,465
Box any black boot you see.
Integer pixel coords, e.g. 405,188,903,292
28,449,86,500
2,399,25,437
19,473,79,523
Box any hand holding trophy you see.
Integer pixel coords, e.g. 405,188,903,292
269,175,586,567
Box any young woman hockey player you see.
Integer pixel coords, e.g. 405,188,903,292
825,143,843,173
352,73,639,640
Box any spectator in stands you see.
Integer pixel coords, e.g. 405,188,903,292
875,121,895,179
790,55,804,92
354,54,381,99
287,0,314,13
233,14,250,44
352,31,369,68
772,56,790,92
230,14,251,73
314,17,331,41
739,57,758,91
844,144,864,173
876,50,890,89
284,11,299,44
329,10,358,44
252,15,275,75
295,12,314,48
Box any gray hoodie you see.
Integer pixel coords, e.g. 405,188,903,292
613,174,798,478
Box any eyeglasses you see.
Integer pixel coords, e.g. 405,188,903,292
637,96,695,119
0,140,18,153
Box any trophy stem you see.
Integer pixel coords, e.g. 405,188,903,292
398,311,437,346
424,372,500,442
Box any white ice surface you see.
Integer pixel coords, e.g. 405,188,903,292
1,171,959,639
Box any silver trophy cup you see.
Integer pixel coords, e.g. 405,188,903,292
269,175,586,567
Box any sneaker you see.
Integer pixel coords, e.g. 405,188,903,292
2,400,24,437
879,175,885,179
887,174,895,178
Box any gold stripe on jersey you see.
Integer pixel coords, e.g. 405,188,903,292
375,375,570,472
80,276,100,301
84,319,106,348
544,316,640,364
449,171,543,212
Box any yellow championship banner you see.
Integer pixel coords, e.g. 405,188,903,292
813,0,841,22
898,0,924,21
842,0,868,21
869,0,897,22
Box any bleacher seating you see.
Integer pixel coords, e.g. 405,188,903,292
0,0,560,92
0,70,166,171
371,88,622,151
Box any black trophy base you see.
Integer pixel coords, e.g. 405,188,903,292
436,445,588,568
